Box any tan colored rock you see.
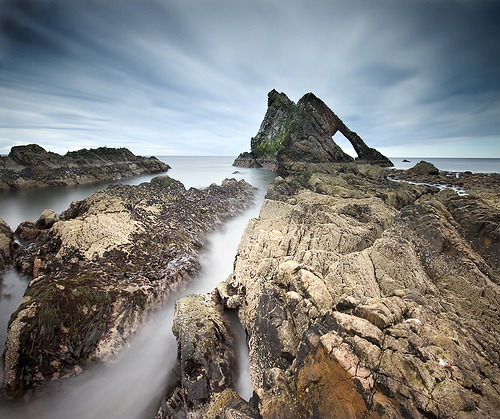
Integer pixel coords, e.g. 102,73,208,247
218,168,500,418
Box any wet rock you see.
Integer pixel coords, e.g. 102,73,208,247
0,144,170,190
0,217,14,269
156,293,257,418
3,177,255,397
233,90,392,171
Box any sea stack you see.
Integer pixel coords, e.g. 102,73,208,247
233,90,393,171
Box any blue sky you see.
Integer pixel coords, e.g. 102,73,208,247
0,0,499,158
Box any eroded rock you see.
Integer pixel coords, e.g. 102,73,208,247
0,144,170,190
212,165,500,418
3,177,254,397
0,218,14,269
156,293,258,418
233,90,393,171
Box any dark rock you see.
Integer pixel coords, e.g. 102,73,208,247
156,292,238,417
233,90,393,171
403,159,410,162
15,221,41,241
3,177,255,397
408,160,440,176
0,144,170,190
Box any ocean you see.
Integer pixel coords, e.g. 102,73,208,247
389,157,500,173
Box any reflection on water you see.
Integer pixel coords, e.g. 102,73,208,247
0,157,274,418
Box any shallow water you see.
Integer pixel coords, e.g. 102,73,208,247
0,157,274,418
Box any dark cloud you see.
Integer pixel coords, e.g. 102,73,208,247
0,0,499,157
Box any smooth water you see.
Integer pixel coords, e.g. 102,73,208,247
390,157,500,173
0,157,275,418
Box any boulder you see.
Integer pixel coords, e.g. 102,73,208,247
408,160,440,175
35,209,59,230
156,293,238,417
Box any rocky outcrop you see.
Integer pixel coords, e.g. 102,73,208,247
389,161,500,210
233,90,393,171
0,218,14,270
172,162,500,417
155,292,259,418
2,176,254,397
0,144,170,190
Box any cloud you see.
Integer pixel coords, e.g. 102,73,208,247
0,0,499,157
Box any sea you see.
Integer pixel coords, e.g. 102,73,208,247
0,155,498,418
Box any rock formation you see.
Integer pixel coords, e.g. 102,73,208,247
233,90,393,171
389,161,500,210
165,162,500,417
0,218,14,270
0,144,170,190
2,176,254,397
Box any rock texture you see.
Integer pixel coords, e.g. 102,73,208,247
176,162,500,418
2,176,254,397
233,90,393,171
0,218,14,270
389,161,500,211
155,293,259,418
0,144,170,190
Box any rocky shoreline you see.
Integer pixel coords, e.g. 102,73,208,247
0,144,169,190
1,91,498,417
156,91,499,417
160,161,499,418
1,176,255,397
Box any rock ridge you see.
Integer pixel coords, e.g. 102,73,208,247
2,176,255,397
0,144,170,190
165,162,500,417
233,90,393,171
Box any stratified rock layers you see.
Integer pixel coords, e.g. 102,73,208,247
233,90,393,170
214,165,500,418
0,144,170,190
3,177,254,397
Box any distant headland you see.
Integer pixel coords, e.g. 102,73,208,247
0,144,169,190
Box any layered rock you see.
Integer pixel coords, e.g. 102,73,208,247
2,176,254,397
233,90,393,171
204,164,500,417
0,144,170,190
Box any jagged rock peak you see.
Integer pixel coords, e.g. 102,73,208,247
234,90,393,171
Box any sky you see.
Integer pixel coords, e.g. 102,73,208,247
0,0,499,158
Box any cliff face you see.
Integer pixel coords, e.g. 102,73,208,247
233,90,393,171
163,163,500,418
0,144,170,190
3,177,254,397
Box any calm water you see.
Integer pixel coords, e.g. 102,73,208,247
0,157,275,418
390,157,500,173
